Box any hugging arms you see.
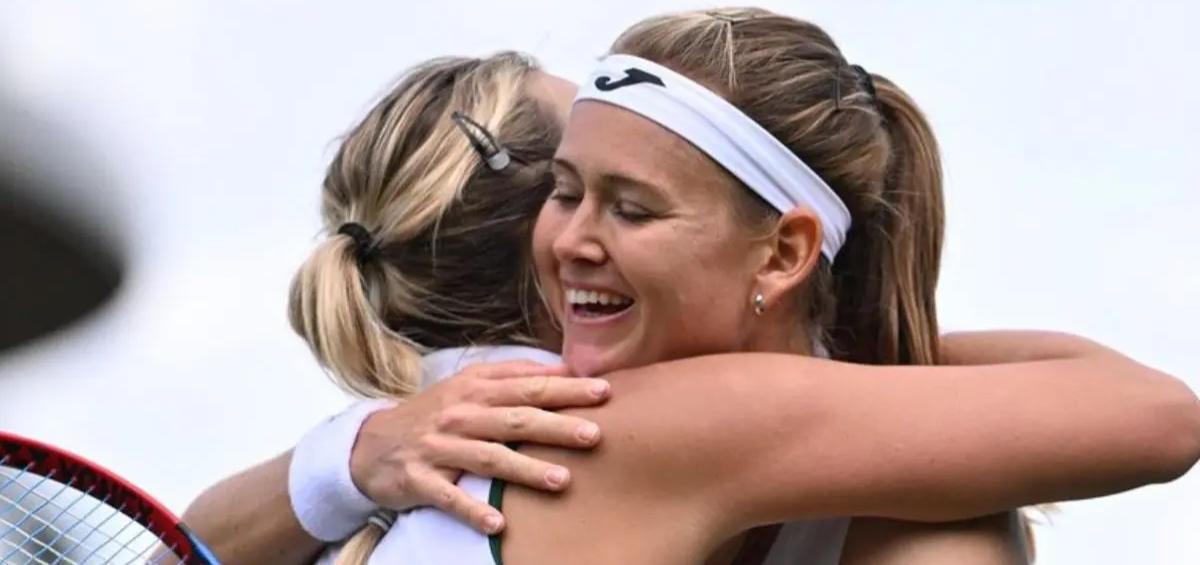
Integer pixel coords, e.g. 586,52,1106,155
184,8,1200,564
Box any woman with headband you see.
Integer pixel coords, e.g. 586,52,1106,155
184,12,1200,565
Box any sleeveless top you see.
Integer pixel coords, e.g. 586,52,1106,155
315,346,848,565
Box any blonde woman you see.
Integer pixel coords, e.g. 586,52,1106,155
185,27,1199,565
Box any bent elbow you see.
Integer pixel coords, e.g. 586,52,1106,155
1170,394,1200,480
1146,383,1200,484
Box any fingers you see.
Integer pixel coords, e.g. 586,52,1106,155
478,376,611,408
409,470,506,534
435,438,573,494
444,406,602,447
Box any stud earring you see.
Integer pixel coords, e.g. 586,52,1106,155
753,292,766,316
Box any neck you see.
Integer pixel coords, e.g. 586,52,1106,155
747,306,814,357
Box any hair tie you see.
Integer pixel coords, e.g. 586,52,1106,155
337,222,380,264
849,64,878,104
450,111,511,171
834,63,879,110
366,510,396,532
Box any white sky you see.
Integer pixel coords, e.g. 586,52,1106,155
0,1,1197,563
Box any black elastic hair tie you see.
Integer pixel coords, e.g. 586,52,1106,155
850,64,878,102
337,222,380,264
835,63,879,110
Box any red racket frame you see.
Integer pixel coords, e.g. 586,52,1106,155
0,430,218,564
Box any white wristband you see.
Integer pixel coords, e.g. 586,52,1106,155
288,398,397,542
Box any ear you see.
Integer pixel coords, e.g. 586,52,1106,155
753,208,823,310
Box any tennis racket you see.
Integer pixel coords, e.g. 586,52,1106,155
0,430,220,564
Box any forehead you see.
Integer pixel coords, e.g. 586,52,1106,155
556,100,732,194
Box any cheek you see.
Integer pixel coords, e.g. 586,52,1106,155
633,224,756,325
531,202,571,323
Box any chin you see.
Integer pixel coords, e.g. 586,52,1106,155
565,354,610,379
563,345,632,378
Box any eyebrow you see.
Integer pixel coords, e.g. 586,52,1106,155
551,157,581,180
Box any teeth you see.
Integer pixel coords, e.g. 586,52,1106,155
566,288,632,307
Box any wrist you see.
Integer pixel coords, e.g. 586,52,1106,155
288,398,396,542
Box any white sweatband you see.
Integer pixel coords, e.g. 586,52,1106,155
288,398,396,542
576,54,852,260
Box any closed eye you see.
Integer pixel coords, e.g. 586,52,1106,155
548,189,582,207
613,200,656,223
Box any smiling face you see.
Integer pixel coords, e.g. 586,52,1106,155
532,101,776,377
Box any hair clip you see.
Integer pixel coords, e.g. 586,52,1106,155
450,111,511,171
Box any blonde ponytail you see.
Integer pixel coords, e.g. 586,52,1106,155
332,516,390,565
288,232,423,398
289,51,562,564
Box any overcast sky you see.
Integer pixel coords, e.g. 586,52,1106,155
0,1,1197,563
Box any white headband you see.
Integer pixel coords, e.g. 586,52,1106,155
575,54,852,260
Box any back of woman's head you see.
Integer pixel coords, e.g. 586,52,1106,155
289,52,561,399
612,7,944,365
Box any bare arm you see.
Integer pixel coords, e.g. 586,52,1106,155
829,331,1104,565
708,332,1197,527
181,451,321,565
182,362,609,565
939,329,1111,365
510,330,1199,554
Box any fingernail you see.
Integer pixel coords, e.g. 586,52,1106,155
590,379,610,398
577,422,600,443
545,466,569,487
484,513,504,533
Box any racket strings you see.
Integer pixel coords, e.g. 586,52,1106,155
1,470,89,563
23,486,109,561
0,479,116,563
0,464,185,564
0,508,82,564
22,490,113,564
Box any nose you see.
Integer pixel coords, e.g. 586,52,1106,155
552,198,607,267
